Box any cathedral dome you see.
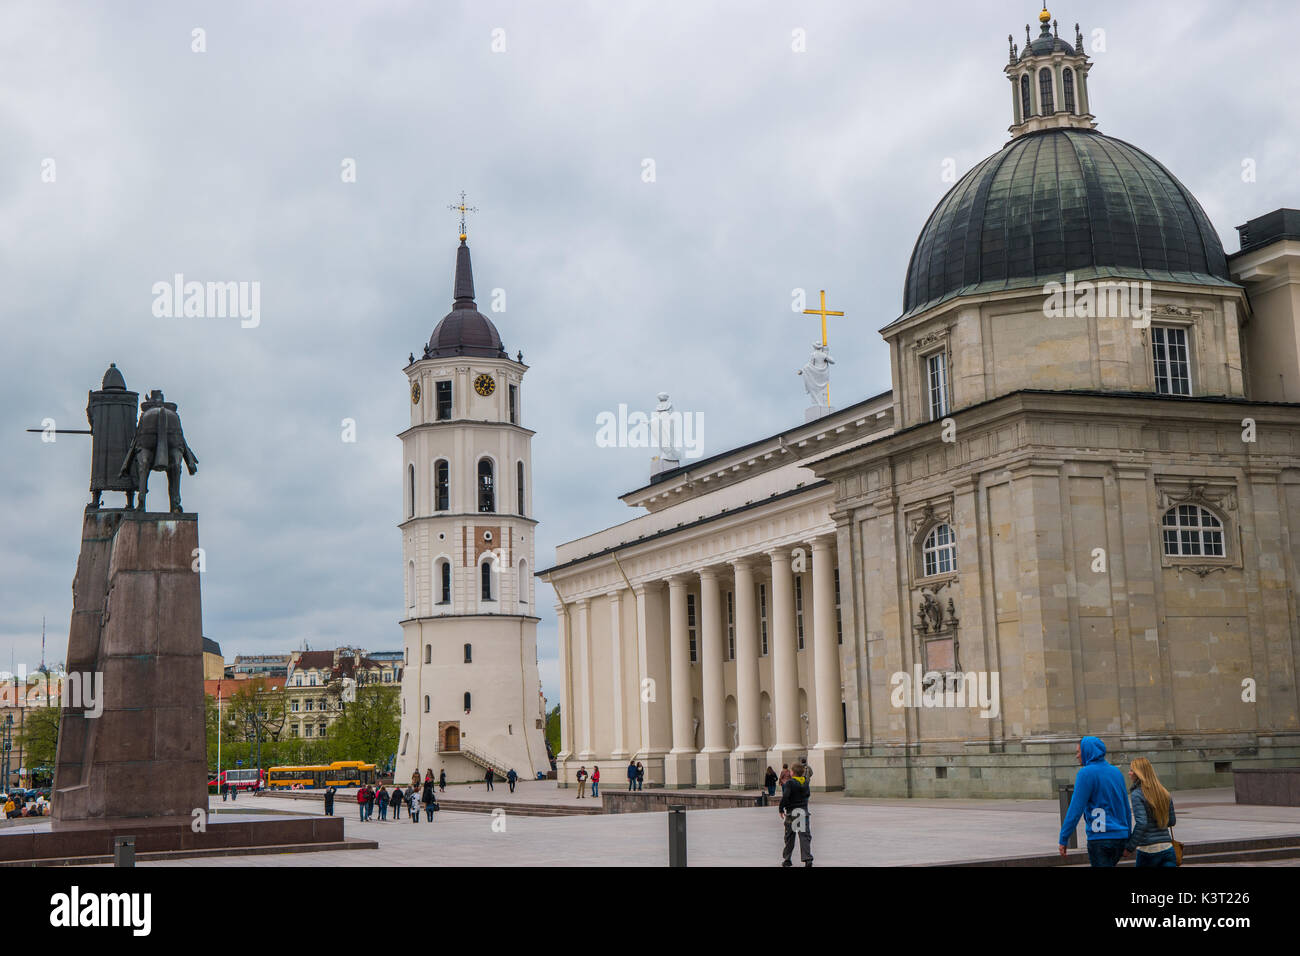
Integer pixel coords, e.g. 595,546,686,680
902,128,1232,318
425,239,507,359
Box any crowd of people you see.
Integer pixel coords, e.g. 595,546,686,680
320,765,523,822
2,789,48,819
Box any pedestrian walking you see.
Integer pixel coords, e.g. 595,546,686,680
220,779,228,802
439,768,446,792
507,768,518,793
778,763,792,788
764,766,779,796
422,774,436,818
779,761,814,867
425,787,438,821
392,785,403,820
230,780,237,801
377,785,389,821
1057,736,1132,866
575,766,588,798
1125,758,1179,867
591,765,601,798
364,784,376,821
408,788,420,822
356,786,367,822
627,759,638,791
485,767,495,791
324,785,336,817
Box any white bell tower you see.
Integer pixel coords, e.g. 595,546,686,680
395,216,549,785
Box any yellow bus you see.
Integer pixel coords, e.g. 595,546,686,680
266,761,377,789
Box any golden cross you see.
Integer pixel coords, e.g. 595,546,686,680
802,289,844,403
448,191,478,240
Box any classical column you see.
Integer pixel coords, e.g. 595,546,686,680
729,556,764,788
809,535,844,789
608,589,627,759
768,548,802,764
634,581,670,784
555,603,573,765
695,567,728,787
664,575,696,787
574,598,593,760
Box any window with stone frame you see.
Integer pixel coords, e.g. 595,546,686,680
921,523,957,577
687,593,698,662
1020,73,1032,119
794,576,805,650
1063,67,1075,113
434,459,450,511
1161,504,1225,557
438,560,451,604
1038,67,1054,113
478,458,496,512
926,351,950,420
436,380,453,420
726,591,735,660
1152,325,1192,396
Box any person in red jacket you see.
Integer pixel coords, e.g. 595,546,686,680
356,787,367,822
591,765,600,798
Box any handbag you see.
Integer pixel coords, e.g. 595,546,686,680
1170,825,1184,866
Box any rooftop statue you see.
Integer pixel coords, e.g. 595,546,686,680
120,389,199,513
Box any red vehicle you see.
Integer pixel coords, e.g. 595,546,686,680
214,768,264,791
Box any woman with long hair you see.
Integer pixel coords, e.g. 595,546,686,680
1125,757,1178,867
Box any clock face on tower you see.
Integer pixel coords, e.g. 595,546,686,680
474,373,496,397
410,381,421,405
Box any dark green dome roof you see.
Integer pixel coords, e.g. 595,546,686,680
902,128,1232,317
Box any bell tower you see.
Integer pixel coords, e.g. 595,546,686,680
395,213,549,785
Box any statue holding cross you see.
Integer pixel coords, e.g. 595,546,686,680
797,289,844,416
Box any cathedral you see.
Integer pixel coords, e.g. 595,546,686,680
539,9,1300,797
394,220,550,785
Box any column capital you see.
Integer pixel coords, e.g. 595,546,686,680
730,554,761,572
666,573,692,587
606,588,626,602
632,579,665,595
809,533,836,552
698,566,722,582
573,596,589,610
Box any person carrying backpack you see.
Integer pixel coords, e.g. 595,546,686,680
779,761,813,866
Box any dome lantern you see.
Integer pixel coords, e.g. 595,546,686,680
1005,7,1095,138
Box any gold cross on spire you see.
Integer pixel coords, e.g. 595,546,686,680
448,191,478,240
801,289,845,405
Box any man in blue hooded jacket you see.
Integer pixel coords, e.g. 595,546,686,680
1057,736,1131,866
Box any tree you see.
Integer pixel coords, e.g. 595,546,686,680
18,706,60,779
328,684,399,767
545,704,561,760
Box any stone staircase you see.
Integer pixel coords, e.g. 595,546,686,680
938,832,1300,867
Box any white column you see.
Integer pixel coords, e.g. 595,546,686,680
664,575,696,787
575,597,593,760
555,603,573,763
634,581,670,784
768,548,802,758
729,556,764,788
609,589,627,759
695,568,728,787
809,535,845,789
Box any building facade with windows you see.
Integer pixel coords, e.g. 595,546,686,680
284,647,400,741
540,10,1300,796
394,233,550,784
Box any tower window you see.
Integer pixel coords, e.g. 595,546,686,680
464,643,472,663
1038,67,1054,114
438,560,451,605
922,524,957,577
464,692,472,712
517,461,526,516
1152,326,1192,396
927,352,950,420
518,559,528,604
434,459,450,511
436,380,453,420
508,384,518,424
1062,67,1075,114
481,559,494,601
687,593,697,663
794,576,805,650
424,695,430,713
407,560,416,609
478,459,496,512
1020,73,1031,119
758,583,769,656
1162,505,1224,557
408,464,416,518
425,644,431,664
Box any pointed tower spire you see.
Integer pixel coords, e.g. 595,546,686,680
453,239,476,309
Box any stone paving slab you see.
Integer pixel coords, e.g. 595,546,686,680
136,787,1300,867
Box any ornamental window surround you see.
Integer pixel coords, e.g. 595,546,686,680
1152,325,1193,396
1161,504,1224,558
921,523,958,578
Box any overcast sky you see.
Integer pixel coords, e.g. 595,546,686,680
3,0,1297,701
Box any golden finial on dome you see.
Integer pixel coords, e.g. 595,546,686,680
1039,3,1051,23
